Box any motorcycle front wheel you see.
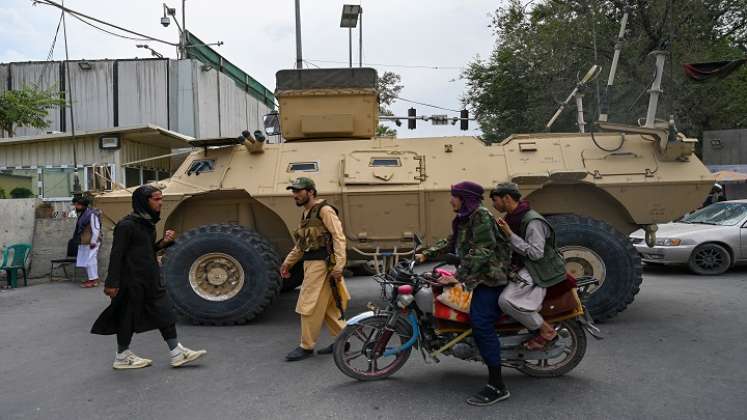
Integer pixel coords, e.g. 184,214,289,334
516,320,587,378
333,314,414,381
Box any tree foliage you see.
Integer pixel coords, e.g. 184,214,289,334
9,187,33,199
463,0,747,142
0,85,65,136
376,71,404,137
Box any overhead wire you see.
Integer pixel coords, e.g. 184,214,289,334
66,11,151,42
33,0,178,46
395,96,462,113
46,10,63,60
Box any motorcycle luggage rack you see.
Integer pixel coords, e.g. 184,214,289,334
351,246,417,276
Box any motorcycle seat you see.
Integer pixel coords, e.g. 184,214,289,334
433,288,583,328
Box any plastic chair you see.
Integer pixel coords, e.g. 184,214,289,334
1,243,32,288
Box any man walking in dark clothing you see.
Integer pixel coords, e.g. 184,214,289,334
91,185,206,369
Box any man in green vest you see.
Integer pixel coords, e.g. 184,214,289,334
490,183,567,350
280,177,351,361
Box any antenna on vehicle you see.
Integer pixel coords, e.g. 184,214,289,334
545,65,601,132
598,1,631,123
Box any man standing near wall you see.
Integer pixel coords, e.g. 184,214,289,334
73,196,100,288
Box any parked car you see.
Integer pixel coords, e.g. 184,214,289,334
630,200,747,275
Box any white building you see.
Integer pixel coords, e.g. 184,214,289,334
0,54,275,200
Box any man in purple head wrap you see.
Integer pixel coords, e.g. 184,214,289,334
416,181,513,406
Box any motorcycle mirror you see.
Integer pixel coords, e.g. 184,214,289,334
444,253,460,266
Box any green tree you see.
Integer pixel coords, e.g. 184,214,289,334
376,71,404,137
0,85,65,136
464,0,747,143
9,187,34,199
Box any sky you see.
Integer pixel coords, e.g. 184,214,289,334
0,0,503,138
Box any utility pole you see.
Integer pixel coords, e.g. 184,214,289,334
358,7,362,67
348,28,352,68
61,0,81,195
295,0,303,69
181,0,186,58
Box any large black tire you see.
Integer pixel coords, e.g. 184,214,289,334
162,224,282,325
281,264,304,292
547,214,643,322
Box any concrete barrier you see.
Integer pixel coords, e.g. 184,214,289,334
28,217,113,283
0,198,38,250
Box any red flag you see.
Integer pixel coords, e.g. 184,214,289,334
683,59,747,82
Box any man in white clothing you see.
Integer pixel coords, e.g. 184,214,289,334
73,196,101,288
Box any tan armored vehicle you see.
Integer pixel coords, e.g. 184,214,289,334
96,67,713,325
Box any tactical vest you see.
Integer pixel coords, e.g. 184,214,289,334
293,201,338,261
519,210,567,288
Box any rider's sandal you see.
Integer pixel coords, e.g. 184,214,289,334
465,384,511,406
522,333,558,351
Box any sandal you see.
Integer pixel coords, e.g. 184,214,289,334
522,332,558,351
466,385,510,406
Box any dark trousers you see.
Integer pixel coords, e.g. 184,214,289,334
469,285,503,367
117,324,177,348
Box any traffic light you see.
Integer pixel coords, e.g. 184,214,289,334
408,107,416,130
460,109,469,131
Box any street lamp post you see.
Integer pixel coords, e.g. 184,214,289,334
295,0,303,69
340,5,361,68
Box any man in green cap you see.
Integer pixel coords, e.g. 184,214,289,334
280,177,351,361
490,182,567,350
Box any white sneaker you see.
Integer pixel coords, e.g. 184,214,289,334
112,350,153,370
170,344,207,368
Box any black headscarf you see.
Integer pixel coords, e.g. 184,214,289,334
131,185,161,225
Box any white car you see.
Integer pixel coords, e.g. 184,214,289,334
629,200,747,275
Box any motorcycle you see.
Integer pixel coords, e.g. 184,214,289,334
333,256,602,381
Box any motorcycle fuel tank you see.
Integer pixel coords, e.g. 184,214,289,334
414,287,434,313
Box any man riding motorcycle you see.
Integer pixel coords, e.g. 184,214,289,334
490,182,568,350
415,181,512,406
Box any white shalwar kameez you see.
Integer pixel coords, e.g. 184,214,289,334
76,213,101,280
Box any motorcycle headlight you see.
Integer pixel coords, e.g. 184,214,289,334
397,294,415,308
655,238,682,246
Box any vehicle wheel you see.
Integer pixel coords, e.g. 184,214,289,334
281,264,304,292
517,320,587,378
162,224,282,325
547,214,642,322
333,314,413,381
688,243,731,275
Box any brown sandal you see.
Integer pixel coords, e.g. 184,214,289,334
522,332,558,351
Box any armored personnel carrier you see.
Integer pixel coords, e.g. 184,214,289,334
96,67,713,325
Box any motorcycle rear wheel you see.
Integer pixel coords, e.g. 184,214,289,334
333,314,413,381
516,320,587,378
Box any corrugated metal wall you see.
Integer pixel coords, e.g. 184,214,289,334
703,129,747,165
66,60,114,131
193,60,220,138
1,58,273,141
0,137,114,167
9,62,64,138
220,71,249,137
168,59,195,137
121,141,171,171
117,60,169,128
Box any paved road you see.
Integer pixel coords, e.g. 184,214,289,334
1,266,746,420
